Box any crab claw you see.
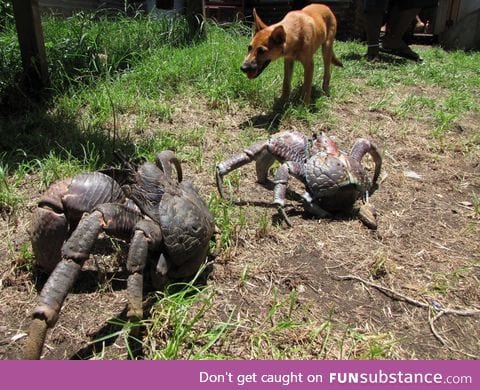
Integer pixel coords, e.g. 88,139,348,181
358,202,377,230
350,138,382,195
156,150,183,183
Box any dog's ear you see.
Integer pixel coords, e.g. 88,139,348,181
253,8,267,33
270,25,286,46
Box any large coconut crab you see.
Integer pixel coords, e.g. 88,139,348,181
216,131,382,227
24,150,215,359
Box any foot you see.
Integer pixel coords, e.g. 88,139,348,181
414,21,425,33
365,52,381,62
380,42,422,62
365,44,380,62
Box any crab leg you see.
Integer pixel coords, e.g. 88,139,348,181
300,191,332,219
216,141,269,199
24,319,48,360
24,205,142,359
126,220,162,321
349,139,382,229
30,179,71,273
24,258,82,359
272,161,305,226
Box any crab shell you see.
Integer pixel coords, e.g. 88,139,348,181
304,151,369,212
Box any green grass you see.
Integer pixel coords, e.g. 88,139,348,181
0,157,24,212
143,280,232,360
208,193,246,252
472,192,480,217
248,288,332,359
335,42,480,140
341,328,396,360
2,17,479,169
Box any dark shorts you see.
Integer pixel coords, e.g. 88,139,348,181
364,0,437,12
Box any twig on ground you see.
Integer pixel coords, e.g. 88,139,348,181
335,274,480,358
446,347,480,359
428,311,446,345
334,274,480,316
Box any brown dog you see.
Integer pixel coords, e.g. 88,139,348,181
241,4,343,105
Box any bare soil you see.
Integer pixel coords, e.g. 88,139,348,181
1,79,479,360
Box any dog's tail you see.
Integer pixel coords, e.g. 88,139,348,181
332,51,343,67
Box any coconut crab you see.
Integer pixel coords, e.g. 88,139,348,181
24,150,215,359
216,131,382,227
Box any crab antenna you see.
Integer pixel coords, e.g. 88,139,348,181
113,150,136,171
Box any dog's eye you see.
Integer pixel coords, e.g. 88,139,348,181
247,45,252,52
257,47,266,54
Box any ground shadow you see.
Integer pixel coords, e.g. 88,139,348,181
224,179,304,207
269,204,368,228
289,84,325,108
240,85,328,133
32,238,130,293
68,263,213,360
240,106,284,134
221,179,363,227
0,80,137,172
225,176,371,228
32,266,129,295
70,307,131,360
342,50,409,65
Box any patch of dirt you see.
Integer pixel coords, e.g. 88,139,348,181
1,82,479,360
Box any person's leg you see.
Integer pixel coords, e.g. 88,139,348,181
380,1,421,61
382,8,421,60
382,6,420,49
363,0,388,61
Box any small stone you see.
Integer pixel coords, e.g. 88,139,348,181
404,170,422,180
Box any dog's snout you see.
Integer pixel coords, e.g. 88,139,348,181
240,62,255,73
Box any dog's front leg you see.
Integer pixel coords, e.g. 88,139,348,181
300,59,314,105
281,59,294,102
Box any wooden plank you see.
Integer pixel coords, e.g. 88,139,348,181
186,0,206,39
39,1,125,13
12,0,49,88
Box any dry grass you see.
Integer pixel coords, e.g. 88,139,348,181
0,35,479,360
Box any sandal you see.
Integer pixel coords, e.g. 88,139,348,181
364,53,381,62
380,44,422,62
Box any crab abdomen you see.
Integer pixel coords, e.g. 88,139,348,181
62,172,126,222
31,172,126,272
